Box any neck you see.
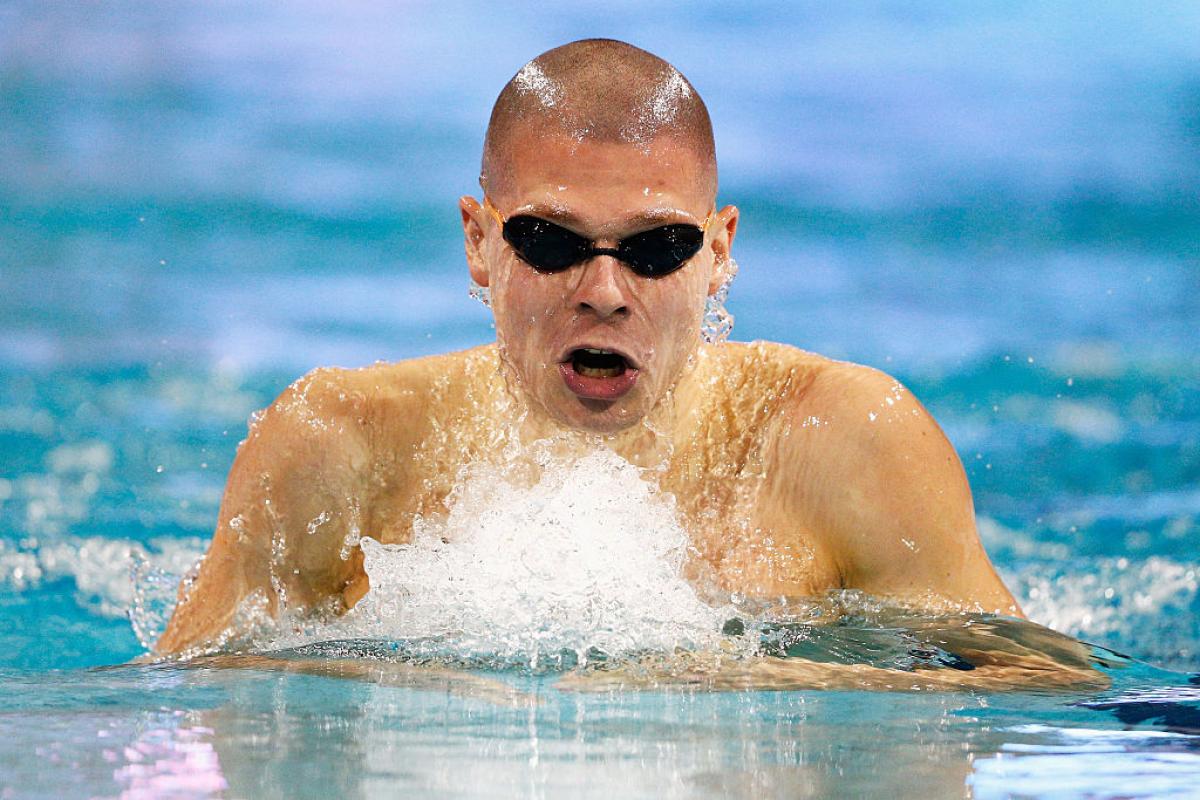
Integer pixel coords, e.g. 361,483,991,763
609,345,711,468
492,342,714,471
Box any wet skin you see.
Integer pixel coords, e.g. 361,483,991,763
157,133,1023,658
465,131,734,434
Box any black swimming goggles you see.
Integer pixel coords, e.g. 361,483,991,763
485,198,710,278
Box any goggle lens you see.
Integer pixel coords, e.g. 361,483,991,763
501,215,704,278
618,224,706,277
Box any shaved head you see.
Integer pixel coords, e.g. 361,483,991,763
481,39,717,202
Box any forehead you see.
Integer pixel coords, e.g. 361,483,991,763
491,132,714,221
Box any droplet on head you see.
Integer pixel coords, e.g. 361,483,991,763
512,61,564,109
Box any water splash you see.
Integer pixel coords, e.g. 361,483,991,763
344,446,732,667
701,258,737,344
468,277,491,308
0,535,204,622
1011,556,1199,668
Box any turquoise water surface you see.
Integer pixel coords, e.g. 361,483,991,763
1,2,1199,797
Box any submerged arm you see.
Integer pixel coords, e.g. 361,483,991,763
561,650,1108,693
561,614,1111,693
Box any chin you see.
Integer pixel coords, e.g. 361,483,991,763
551,393,648,435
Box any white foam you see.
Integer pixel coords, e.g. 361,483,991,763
1008,555,1198,665
342,446,730,666
0,534,205,621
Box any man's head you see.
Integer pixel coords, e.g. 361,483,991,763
461,39,738,434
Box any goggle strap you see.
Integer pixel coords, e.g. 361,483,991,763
483,196,505,230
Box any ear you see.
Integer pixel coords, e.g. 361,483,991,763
460,196,491,287
706,204,739,295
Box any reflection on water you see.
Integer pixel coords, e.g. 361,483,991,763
114,724,227,799
86,614,1198,795
970,726,1200,800
1,654,1197,799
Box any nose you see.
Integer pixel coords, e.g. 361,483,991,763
573,255,630,318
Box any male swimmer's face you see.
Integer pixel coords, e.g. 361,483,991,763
466,132,732,433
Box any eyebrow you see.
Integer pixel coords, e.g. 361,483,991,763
514,203,702,231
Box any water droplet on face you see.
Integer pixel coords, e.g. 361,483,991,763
468,279,491,308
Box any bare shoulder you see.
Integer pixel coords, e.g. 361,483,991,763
257,344,499,450
805,359,934,441
793,358,962,515
706,341,923,429
700,340,832,411
287,344,494,407
707,339,832,378
702,340,942,466
779,354,951,515
747,346,1018,614
361,344,499,411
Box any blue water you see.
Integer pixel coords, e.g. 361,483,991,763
2,1,1199,797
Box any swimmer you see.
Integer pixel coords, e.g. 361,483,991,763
157,39,1027,663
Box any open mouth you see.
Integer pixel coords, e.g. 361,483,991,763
571,348,629,378
559,347,640,401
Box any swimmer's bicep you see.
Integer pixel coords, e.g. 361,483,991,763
219,370,371,598
157,372,370,653
816,369,1020,615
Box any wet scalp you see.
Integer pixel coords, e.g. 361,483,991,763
481,39,717,199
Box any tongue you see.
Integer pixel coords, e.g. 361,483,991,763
560,361,639,401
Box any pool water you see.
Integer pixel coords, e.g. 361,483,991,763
2,2,1199,797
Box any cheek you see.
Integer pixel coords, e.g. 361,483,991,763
655,277,707,337
493,268,568,348
509,276,560,321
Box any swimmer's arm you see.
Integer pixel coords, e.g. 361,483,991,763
562,609,1111,694
156,369,371,656
743,613,1108,692
561,647,1110,693
798,364,1022,616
